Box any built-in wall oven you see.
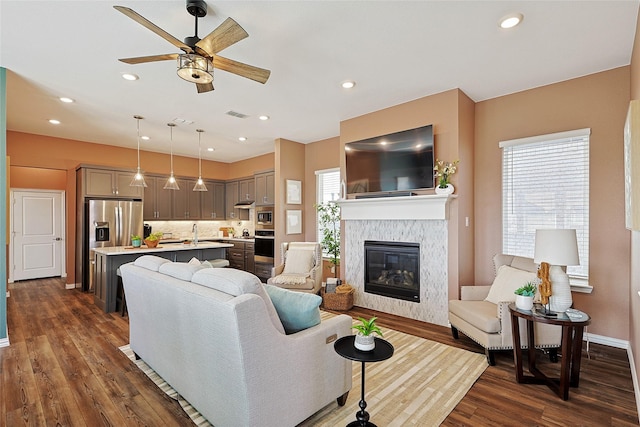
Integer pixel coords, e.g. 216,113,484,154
254,206,275,264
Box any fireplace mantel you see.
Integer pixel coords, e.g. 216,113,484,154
336,194,456,221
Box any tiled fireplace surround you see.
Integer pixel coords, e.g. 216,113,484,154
337,195,454,327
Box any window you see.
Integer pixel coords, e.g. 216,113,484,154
316,168,340,256
501,129,589,279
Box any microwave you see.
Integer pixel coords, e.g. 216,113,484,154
256,206,273,229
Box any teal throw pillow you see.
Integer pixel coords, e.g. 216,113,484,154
264,285,322,334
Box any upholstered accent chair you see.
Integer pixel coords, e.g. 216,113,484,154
267,242,323,294
448,254,562,365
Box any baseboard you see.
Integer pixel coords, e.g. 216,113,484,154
583,331,629,349
628,347,640,423
0,336,9,348
66,283,80,290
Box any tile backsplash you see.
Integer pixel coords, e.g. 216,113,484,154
146,220,254,240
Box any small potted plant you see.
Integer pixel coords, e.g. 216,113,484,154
131,234,142,248
514,282,537,311
433,159,460,195
352,316,383,351
144,231,163,248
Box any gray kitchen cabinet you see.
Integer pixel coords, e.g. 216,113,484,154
224,240,254,273
225,181,239,220
245,242,255,274
254,171,275,206
238,178,255,203
80,167,143,198
173,178,202,219
144,175,173,220
201,180,226,219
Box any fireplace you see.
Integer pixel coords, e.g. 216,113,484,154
364,240,420,302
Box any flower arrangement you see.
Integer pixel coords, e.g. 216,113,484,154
433,159,460,189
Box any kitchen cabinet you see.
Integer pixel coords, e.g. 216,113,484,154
255,171,275,206
224,240,254,273
225,181,239,219
143,175,173,220
238,178,255,203
172,178,202,219
80,167,143,198
201,180,226,219
254,262,273,282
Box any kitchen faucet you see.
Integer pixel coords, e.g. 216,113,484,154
192,223,198,246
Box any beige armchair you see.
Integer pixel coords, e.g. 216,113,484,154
267,242,322,294
448,254,562,365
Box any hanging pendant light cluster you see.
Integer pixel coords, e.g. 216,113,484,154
163,123,180,190
193,129,208,191
129,115,147,187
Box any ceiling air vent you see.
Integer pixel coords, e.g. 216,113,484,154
226,110,249,119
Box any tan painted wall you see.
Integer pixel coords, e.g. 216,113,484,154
227,153,274,180
629,5,640,413
10,166,67,190
475,67,631,340
274,138,306,265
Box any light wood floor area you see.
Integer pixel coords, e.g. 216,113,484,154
2,277,638,426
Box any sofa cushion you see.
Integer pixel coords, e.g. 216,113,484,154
264,285,322,334
188,257,202,266
449,299,501,334
134,255,171,272
485,265,538,305
283,249,315,275
191,268,285,334
159,262,206,281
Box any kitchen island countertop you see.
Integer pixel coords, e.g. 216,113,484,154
94,241,233,256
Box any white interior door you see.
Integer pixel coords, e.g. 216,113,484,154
11,190,65,281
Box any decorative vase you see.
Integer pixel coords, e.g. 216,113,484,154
435,184,454,195
144,239,159,248
132,239,142,248
515,295,534,311
354,333,375,352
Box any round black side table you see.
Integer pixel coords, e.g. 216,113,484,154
334,335,394,427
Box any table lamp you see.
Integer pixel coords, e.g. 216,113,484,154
533,229,580,313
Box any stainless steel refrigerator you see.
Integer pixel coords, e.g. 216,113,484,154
81,199,143,291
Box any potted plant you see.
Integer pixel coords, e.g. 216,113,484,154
131,234,142,248
352,316,383,351
433,159,460,195
316,201,340,277
514,282,537,311
144,231,163,248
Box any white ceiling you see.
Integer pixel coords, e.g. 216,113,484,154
1,1,638,163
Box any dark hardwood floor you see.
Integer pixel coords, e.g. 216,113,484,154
2,277,638,426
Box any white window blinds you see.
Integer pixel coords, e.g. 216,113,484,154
501,129,590,278
316,168,340,254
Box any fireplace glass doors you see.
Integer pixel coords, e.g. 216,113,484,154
364,240,420,302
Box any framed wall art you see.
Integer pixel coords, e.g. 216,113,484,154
286,210,302,234
286,179,302,204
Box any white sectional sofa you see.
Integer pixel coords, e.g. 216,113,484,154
119,255,353,427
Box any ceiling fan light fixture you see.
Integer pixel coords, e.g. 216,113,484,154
177,54,214,84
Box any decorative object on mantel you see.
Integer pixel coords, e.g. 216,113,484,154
193,129,208,191
533,229,580,313
352,316,383,351
514,282,537,311
163,123,180,190
433,159,459,195
129,115,147,187
315,201,341,277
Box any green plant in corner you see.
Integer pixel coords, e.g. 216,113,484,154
315,201,340,277
352,317,383,337
514,282,537,297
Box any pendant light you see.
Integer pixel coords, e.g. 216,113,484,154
163,123,180,190
193,129,208,191
129,115,147,187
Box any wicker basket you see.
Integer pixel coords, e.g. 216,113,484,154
321,286,354,311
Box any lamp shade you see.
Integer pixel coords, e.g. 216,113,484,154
533,229,579,266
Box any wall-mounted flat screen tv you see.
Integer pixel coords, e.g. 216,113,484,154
345,124,434,195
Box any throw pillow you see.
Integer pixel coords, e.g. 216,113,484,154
264,285,322,334
485,265,538,305
201,260,213,268
158,262,206,281
134,255,171,272
188,257,201,266
283,249,315,275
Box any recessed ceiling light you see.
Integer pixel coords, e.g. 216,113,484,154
380,140,387,146
207,147,214,152
122,73,139,81
48,119,61,125
499,13,523,29
141,135,150,140
59,97,74,103
259,115,270,121
238,137,247,142
341,80,356,89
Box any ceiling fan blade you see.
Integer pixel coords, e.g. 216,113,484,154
196,82,215,93
119,53,179,64
195,17,248,56
114,6,193,53
213,55,271,84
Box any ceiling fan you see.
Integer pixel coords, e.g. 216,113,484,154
114,1,271,93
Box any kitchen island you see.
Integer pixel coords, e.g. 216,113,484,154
93,242,233,313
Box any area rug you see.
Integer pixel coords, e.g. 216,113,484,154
120,312,487,426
